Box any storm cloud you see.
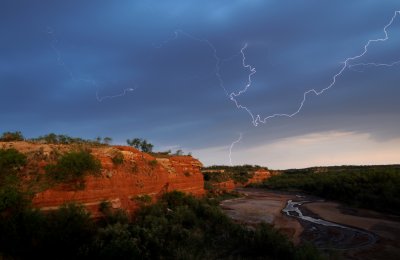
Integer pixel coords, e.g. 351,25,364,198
1,0,399,168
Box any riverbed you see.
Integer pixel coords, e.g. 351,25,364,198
220,188,400,259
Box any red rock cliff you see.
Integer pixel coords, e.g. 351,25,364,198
246,169,272,185
207,168,271,193
7,143,206,216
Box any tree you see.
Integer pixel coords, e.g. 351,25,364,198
0,131,24,142
44,133,58,144
126,138,153,153
103,137,112,145
45,150,101,182
126,138,142,149
0,148,27,178
140,140,153,153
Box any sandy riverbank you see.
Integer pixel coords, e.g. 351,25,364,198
220,188,303,244
220,188,400,259
303,201,400,259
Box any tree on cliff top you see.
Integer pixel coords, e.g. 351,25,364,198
103,137,112,145
0,131,24,142
126,138,153,153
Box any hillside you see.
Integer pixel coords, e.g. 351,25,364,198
1,141,204,216
257,164,400,215
0,141,321,259
202,165,273,193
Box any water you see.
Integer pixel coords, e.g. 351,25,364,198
282,199,377,249
283,200,346,228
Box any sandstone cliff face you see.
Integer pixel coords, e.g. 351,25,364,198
211,180,236,192
3,142,204,216
210,168,271,193
245,169,272,185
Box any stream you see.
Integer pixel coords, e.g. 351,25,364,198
283,199,378,250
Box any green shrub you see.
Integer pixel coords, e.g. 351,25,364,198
99,200,111,214
0,184,27,212
0,148,26,175
45,150,101,182
0,149,28,213
202,165,260,184
90,223,141,258
0,191,322,259
43,203,94,258
131,163,138,173
0,131,24,142
148,159,157,168
133,194,152,204
30,133,106,146
111,152,124,165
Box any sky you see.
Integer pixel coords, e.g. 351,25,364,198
1,0,400,169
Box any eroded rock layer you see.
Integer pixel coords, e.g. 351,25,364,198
3,142,204,216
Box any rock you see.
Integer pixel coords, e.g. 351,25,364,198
4,142,205,217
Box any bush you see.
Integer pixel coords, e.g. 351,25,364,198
148,159,157,169
30,133,105,146
42,203,95,258
202,165,260,184
0,191,322,259
134,194,152,204
0,148,26,175
111,151,124,165
0,131,24,142
90,223,141,258
99,200,111,214
45,150,101,182
0,203,94,259
0,184,27,212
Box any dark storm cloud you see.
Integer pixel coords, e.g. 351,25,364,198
1,0,399,166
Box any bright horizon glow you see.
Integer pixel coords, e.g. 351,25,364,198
191,130,400,169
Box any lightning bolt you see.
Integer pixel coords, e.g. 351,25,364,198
228,133,243,166
153,29,241,96
230,10,400,126
226,11,399,164
96,87,137,102
348,60,400,70
46,26,136,102
152,11,400,165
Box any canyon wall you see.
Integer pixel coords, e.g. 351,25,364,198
11,144,207,216
209,168,272,193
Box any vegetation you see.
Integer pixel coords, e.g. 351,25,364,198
0,131,24,142
148,159,158,169
0,148,27,176
45,150,101,182
0,191,321,259
259,165,400,215
103,137,112,145
133,194,152,205
30,133,110,146
150,149,193,159
111,151,124,165
203,165,263,184
0,149,28,212
126,138,154,153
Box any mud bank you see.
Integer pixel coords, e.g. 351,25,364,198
220,188,400,260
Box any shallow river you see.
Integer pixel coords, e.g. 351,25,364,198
283,199,377,250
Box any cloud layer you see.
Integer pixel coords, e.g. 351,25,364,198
1,0,399,168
